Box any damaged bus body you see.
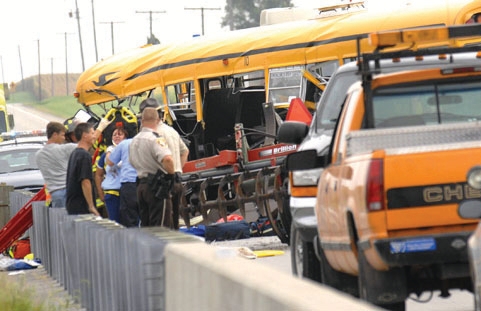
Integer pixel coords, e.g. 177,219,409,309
74,0,481,243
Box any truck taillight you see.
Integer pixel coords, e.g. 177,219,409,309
366,159,385,212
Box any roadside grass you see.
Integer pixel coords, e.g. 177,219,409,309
0,272,71,311
7,91,37,104
8,92,108,120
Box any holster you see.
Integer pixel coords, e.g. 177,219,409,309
148,170,174,200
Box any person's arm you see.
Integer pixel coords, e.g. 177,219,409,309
94,168,105,202
81,179,100,216
178,137,189,169
180,149,189,169
107,143,121,167
94,152,107,202
94,117,113,140
161,155,175,175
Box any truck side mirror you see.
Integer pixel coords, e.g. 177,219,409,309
277,121,309,145
286,149,327,171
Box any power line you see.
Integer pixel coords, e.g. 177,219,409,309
184,7,221,36
18,46,24,90
100,21,124,55
91,0,98,62
37,39,41,102
135,10,166,40
70,0,85,71
57,32,75,95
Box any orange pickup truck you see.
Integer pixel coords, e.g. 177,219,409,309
286,24,481,310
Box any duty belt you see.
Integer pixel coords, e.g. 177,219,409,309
104,190,120,196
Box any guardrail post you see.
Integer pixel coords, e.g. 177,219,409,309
0,183,14,228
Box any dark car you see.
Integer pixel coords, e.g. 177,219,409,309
0,134,47,193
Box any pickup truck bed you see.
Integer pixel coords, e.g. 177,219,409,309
347,122,481,156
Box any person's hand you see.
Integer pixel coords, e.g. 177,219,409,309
89,205,101,217
97,117,112,132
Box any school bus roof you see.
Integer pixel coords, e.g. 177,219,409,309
77,11,358,106
76,0,481,107
75,44,162,105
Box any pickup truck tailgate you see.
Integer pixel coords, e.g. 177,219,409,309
347,122,481,230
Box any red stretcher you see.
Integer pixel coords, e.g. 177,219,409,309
0,186,46,253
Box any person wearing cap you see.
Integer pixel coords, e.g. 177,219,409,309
64,118,80,143
138,98,189,229
129,107,175,227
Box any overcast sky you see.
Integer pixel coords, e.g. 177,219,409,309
0,0,325,84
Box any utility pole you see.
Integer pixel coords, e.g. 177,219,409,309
100,21,124,55
65,32,69,95
91,0,98,62
37,39,41,102
51,57,54,97
58,32,75,95
71,0,85,71
135,10,166,40
18,45,24,91
184,7,221,36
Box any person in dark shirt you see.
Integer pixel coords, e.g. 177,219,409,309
66,122,101,216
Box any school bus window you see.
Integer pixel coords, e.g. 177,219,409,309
303,61,340,109
149,86,165,105
309,61,340,78
268,66,303,106
165,82,196,111
130,90,158,108
304,80,321,109
241,71,264,87
228,71,264,88
165,85,179,107
343,57,357,65
177,82,195,104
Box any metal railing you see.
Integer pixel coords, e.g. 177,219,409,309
8,190,201,311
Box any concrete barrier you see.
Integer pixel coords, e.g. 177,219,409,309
164,242,382,311
6,189,383,311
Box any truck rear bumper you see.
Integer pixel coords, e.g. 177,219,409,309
372,231,472,267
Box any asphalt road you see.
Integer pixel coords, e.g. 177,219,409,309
214,236,475,311
7,103,64,132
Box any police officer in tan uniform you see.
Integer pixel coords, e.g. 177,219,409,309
129,107,175,227
139,98,189,229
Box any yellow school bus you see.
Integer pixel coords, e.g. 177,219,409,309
75,0,481,243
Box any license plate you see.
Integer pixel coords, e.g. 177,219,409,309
389,237,436,254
